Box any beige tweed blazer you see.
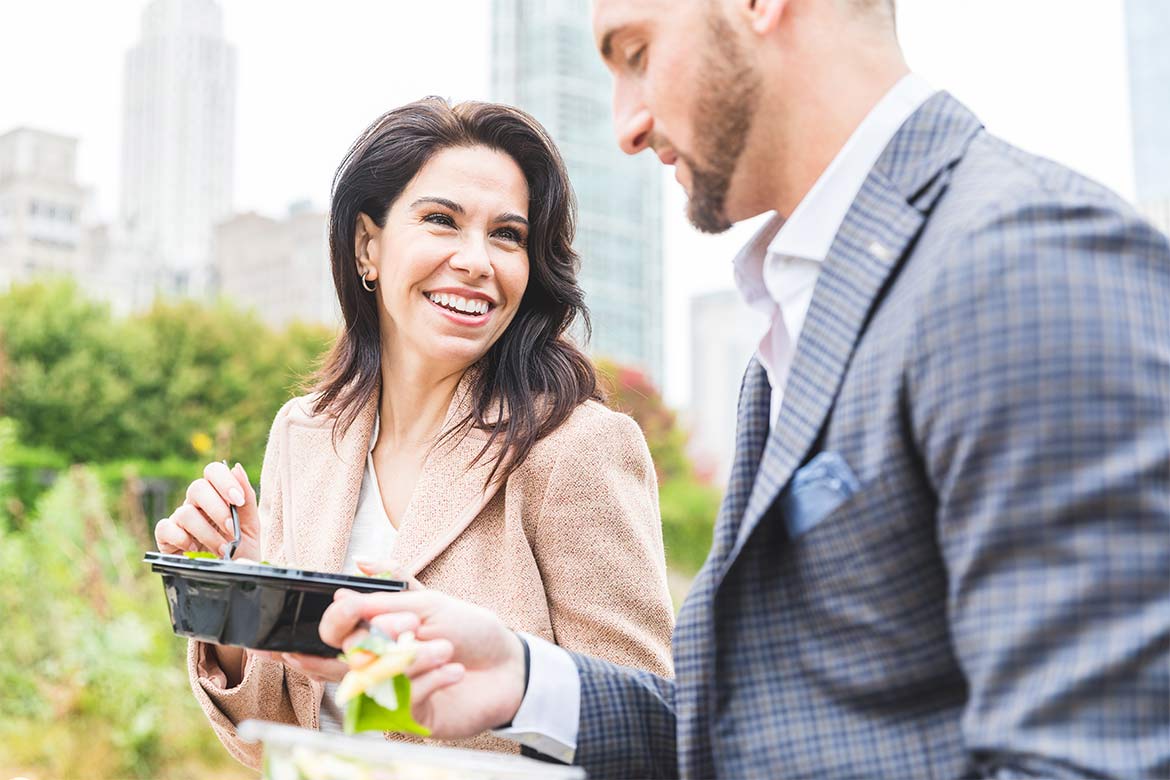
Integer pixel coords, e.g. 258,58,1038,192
187,380,675,769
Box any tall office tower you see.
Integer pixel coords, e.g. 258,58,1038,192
213,203,339,329
120,0,236,300
688,289,768,485
0,127,86,290
1125,0,1170,234
491,0,664,387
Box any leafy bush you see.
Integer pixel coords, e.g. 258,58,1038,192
0,464,251,779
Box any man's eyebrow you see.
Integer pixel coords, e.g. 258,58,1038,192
496,212,529,227
410,196,464,213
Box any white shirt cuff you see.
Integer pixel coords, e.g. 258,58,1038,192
491,632,580,763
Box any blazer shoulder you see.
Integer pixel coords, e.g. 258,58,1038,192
949,132,1145,236
269,392,332,433
515,400,649,479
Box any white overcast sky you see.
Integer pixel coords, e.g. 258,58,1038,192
0,0,1135,407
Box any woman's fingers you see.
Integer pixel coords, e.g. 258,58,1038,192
154,516,194,553
171,503,231,553
187,477,234,537
204,461,245,509
232,462,257,507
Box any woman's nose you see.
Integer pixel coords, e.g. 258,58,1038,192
449,241,493,278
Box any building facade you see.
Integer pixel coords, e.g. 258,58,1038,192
1125,0,1170,234
0,128,86,290
213,204,339,329
121,0,237,299
491,0,664,386
687,289,768,486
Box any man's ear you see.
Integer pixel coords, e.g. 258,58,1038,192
354,212,381,277
739,0,786,36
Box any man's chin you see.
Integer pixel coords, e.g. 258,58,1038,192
686,197,734,234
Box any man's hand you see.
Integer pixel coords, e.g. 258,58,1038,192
319,589,527,739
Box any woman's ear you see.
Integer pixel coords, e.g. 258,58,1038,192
354,212,381,279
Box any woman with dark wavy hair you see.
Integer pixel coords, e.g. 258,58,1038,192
154,97,674,766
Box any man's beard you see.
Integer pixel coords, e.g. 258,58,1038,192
679,10,762,234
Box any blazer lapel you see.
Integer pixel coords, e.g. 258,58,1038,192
285,390,377,573
390,378,505,579
719,92,983,575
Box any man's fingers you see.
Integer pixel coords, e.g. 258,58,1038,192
320,591,437,647
370,612,422,641
409,663,465,708
402,638,453,679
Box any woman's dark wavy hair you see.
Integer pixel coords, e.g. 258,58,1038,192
311,96,601,485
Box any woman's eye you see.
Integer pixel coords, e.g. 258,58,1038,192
424,213,456,228
492,227,525,245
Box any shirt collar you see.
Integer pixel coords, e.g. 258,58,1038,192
733,73,936,296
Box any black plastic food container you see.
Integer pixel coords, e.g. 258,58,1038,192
144,552,408,657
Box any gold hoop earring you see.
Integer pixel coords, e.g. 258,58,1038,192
361,270,376,292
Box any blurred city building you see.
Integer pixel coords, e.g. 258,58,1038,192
491,0,664,388
687,289,768,486
0,127,86,290
120,0,237,299
1125,0,1170,234
213,202,339,329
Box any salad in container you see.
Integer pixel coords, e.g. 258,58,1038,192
239,719,587,780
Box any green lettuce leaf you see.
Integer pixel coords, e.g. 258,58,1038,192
182,551,219,560
342,674,430,737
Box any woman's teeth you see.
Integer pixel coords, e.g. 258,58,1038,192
426,292,490,316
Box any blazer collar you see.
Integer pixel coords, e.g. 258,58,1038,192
284,370,504,577
718,92,983,577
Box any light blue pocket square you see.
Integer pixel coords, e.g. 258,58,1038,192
780,451,861,538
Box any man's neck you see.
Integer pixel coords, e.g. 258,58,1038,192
764,52,909,218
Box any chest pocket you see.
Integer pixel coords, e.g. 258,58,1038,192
778,450,861,539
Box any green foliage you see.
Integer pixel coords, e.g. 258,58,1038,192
595,359,691,483
0,280,335,470
0,465,249,779
659,476,721,576
596,359,721,576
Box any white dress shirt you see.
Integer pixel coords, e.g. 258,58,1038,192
493,73,937,763
319,413,400,735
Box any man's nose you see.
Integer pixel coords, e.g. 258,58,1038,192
616,106,654,156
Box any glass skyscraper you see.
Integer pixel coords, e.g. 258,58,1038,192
491,0,664,387
1124,0,1170,232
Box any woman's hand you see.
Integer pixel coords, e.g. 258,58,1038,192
319,588,527,739
252,652,350,684
154,461,261,562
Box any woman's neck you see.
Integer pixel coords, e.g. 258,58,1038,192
377,350,467,452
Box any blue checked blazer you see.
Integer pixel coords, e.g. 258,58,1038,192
567,93,1170,779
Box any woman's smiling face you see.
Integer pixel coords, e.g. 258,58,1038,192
357,144,531,373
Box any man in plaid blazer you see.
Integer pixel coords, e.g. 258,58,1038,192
320,0,1170,777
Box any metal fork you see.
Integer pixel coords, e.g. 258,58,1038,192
222,459,241,561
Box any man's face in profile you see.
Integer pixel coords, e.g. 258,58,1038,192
593,0,763,234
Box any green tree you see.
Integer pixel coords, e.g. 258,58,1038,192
596,359,721,577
